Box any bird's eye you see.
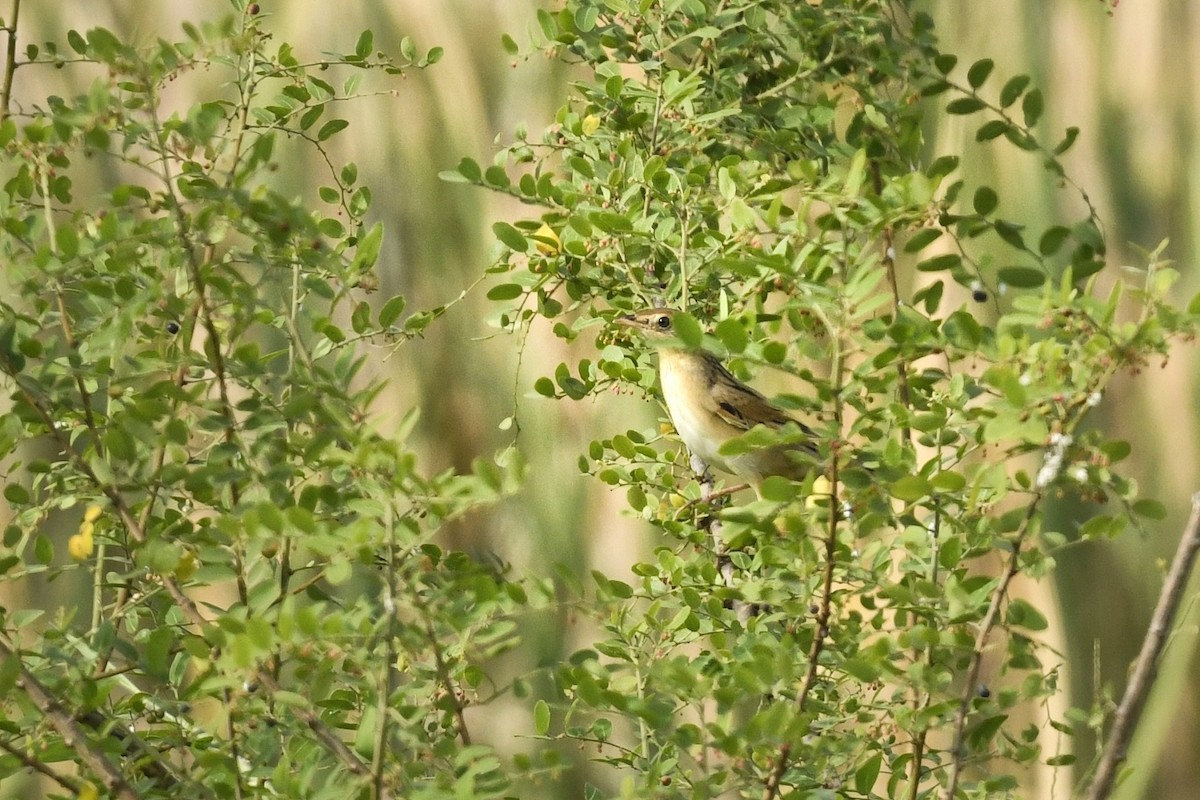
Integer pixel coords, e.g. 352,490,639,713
655,315,671,330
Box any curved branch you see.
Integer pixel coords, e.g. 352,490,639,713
1085,493,1200,800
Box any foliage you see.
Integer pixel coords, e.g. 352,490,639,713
0,1,536,798
463,0,1200,798
1,1,1197,799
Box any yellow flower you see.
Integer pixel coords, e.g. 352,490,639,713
533,223,561,255
806,475,833,510
68,530,94,561
581,114,600,135
70,505,102,560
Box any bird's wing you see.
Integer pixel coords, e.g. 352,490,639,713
707,360,795,431
707,359,820,460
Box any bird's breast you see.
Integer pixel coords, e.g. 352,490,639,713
658,351,735,468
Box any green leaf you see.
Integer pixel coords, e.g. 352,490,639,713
492,221,528,251
854,754,883,796
714,318,747,353
670,312,702,348
967,58,994,89
1022,89,1044,126
354,30,373,59
457,157,482,182
486,283,524,301
904,227,942,253
534,699,550,735
34,534,53,565
968,714,1009,749
1038,226,1071,256
0,654,19,698
1007,598,1048,631
349,221,384,274
1053,126,1080,155
66,29,87,55
973,186,998,216
997,266,1045,288
942,310,983,348
2,484,28,505
399,36,416,61
999,74,1031,107
993,221,1027,250
890,475,931,502
916,253,960,273
931,471,966,492
946,97,986,115
934,53,958,74
759,476,795,502
379,295,406,328
316,119,349,141
626,485,646,511
144,627,174,680
1100,439,1131,462
1132,499,1167,520
975,120,1009,142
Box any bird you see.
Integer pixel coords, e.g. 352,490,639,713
617,308,818,483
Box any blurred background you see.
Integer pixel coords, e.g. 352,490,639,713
5,1,1199,797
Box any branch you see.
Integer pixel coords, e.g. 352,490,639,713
761,452,841,800
255,671,370,777
0,637,140,800
0,735,81,794
1085,492,1200,800
0,0,18,123
942,501,1039,800
762,330,846,800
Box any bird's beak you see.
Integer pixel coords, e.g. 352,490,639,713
615,314,637,328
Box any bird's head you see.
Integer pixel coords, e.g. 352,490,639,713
616,308,680,342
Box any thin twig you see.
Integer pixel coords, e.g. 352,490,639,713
420,612,472,747
942,501,1039,799
761,451,841,800
762,327,845,800
255,671,370,776
1084,493,1200,800
372,505,400,799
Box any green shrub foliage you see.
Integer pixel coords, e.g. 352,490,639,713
0,3,529,798
469,1,1197,798
0,0,1195,799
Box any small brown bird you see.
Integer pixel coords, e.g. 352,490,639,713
618,308,817,483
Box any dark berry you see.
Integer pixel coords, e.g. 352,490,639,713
165,321,180,335
977,684,991,698
972,289,988,303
